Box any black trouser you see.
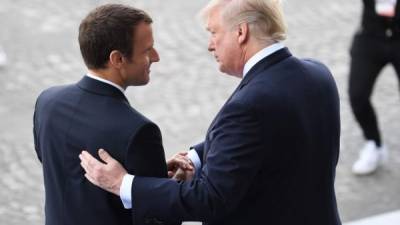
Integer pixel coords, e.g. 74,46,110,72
348,33,400,148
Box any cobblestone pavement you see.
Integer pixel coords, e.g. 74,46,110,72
0,0,399,224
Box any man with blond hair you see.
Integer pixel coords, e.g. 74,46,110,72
80,0,342,224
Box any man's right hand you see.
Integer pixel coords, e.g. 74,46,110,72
80,149,127,196
167,151,195,181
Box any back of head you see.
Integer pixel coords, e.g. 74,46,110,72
78,4,152,70
201,0,287,44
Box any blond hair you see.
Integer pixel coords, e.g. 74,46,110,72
200,0,287,43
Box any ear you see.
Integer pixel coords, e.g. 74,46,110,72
237,23,249,45
109,50,124,69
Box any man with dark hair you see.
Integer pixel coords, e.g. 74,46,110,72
33,4,174,225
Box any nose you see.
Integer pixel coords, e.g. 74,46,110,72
207,37,215,52
151,48,160,62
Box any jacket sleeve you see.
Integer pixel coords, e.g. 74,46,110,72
125,122,168,178
131,101,268,224
126,122,182,225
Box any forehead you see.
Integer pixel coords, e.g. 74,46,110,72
206,7,222,30
134,22,153,43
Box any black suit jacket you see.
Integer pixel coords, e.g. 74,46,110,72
131,48,342,225
33,76,168,225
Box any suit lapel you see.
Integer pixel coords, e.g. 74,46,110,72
77,76,130,105
203,48,292,162
238,47,292,90
206,48,292,134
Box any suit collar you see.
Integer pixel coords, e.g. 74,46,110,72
205,48,291,138
86,73,126,94
77,76,129,104
243,42,285,77
239,47,292,89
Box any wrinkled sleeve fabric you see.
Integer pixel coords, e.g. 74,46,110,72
124,122,167,178
131,100,268,223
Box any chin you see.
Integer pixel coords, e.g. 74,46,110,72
141,78,150,85
218,65,227,73
130,78,150,86
220,69,242,78
138,80,150,86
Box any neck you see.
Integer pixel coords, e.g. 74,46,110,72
239,40,275,76
244,40,275,64
88,69,126,89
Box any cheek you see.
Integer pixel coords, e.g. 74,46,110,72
137,57,149,69
217,41,231,58
215,36,231,54
143,57,151,72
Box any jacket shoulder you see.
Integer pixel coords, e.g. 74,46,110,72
35,84,78,109
36,84,77,102
236,57,336,112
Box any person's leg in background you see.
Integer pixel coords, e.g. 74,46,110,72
349,35,388,175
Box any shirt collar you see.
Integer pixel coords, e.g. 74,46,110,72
86,72,126,94
243,42,285,77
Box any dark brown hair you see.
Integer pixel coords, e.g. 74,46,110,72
78,4,152,69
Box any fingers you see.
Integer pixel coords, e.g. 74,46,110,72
84,173,98,186
175,157,194,170
98,148,113,164
177,151,188,156
79,149,126,196
80,151,93,174
167,153,194,171
79,150,106,178
172,167,195,181
172,167,185,181
80,155,90,174
168,158,193,171
81,150,106,166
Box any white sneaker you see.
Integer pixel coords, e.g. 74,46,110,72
0,47,7,67
352,141,387,175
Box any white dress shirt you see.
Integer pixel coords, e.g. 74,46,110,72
119,42,285,209
86,72,126,94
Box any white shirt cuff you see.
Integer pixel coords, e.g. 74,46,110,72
187,149,201,172
120,174,134,209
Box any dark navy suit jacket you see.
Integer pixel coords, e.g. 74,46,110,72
33,76,168,225
131,48,342,225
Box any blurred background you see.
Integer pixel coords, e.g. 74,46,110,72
0,0,399,224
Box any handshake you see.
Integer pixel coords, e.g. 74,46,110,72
167,151,196,181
